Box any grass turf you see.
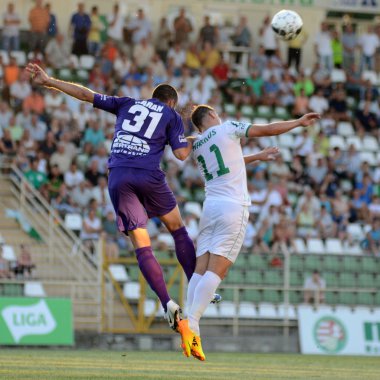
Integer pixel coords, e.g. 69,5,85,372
0,350,379,380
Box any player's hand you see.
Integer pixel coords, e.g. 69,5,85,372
260,146,280,161
298,112,321,127
25,63,50,86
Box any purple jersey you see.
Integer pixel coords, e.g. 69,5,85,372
93,94,188,170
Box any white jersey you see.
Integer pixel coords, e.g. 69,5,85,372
192,120,252,206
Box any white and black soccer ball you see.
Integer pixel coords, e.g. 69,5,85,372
271,10,303,41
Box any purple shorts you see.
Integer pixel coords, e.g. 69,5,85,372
108,166,177,232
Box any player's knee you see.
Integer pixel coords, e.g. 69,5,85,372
167,221,185,233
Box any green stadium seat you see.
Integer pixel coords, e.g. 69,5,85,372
290,255,304,271
127,267,139,281
219,288,234,302
324,272,339,288
289,290,301,304
242,289,262,303
342,256,358,272
262,270,283,286
357,292,374,306
338,292,356,305
245,270,263,284
325,291,338,305
262,289,282,303
241,105,254,118
290,271,303,286
274,106,290,119
323,256,341,272
247,255,268,270
224,103,236,115
375,274,380,287
374,292,380,306
226,269,245,284
304,255,323,271
339,273,356,288
357,273,374,288
362,257,378,273
234,254,247,269
256,105,272,118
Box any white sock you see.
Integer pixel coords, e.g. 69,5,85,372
186,273,202,314
188,271,222,335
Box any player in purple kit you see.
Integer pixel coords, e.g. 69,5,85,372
26,63,197,333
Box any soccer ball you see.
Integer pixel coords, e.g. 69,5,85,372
271,10,303,41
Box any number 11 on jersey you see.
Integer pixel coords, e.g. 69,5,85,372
197,144,230,181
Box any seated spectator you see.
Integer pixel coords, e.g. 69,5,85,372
329,90,349,122
3,56,19,87
92,176,112,212
82,120,105,148
362,218,380,255
24,158,47,190
102,210,120,260
13,244,35,278
308,157,328,191
51,184,80,217
167,42,186,73
294,129,314,161
262,74,281,106
186,43,201,73
47,164,63,198
22,89,45,115
45,34,71,68
279,71,295,108
27,113,47,143
50,143,72,173
0,129,17,160
80,209,102,253
354,91,378,132
253,218,273,254
296,202,318,238
44,90,64,114
369,196,380,222
10,71,32,110
133,38,155,70
292,88,309,117
294,70,314,97
199,41,220,71
64,161,84,189
85,160,101,187
317,205,337,239
71,180,93,210
272,211,296,254
268,154,291,181
303,270,326,304
7,114,23,142
308,88,329,115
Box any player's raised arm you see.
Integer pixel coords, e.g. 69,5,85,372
244,146,280,165
26,63,95,103
247,112,320,138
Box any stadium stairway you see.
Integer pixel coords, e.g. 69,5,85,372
0,173,106,331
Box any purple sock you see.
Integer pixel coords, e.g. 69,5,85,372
171,226,196,281
135,247,170,311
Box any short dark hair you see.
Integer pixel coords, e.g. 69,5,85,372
152,84,178,104
191,104,214,129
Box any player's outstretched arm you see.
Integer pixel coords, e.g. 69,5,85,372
247,113,320,138
172,136,195,161
244,146,280,165
26,63,95,103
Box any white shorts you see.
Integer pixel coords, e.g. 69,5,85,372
196,199,249,263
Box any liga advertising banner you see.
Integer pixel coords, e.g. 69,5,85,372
298,305,380,355
0,298,74,345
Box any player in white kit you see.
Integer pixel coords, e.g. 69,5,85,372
177,105,320,360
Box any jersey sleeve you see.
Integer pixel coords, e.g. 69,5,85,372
167,112,188,151
225,120,252,139
93,93,129,115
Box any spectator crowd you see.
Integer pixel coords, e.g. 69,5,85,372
0,2,380,259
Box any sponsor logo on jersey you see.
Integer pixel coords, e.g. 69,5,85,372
111,131,150,156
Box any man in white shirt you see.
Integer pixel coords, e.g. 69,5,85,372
358,25,380,71
127,8,152,45
107,4,125,47
2,3,21,51
303,270,326,304
309,89,329,115
10,72,32,108
64,162,84,189
314,22,333,71
260,16,278,56
294,129,314,158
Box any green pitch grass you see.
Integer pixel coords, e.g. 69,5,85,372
0,349,379,380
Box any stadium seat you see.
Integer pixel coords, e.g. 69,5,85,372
123,282,140,300
219,288,234,301
127,267,139,281
346,136,363,151
306,238,325,254
242,289,261,303
325,291,338,304
339,273,356,288
357,292,374,306
109,265,129,282
342,256,358,272
345,244,363,255
289,290,301,304
277,304,297,319
357,273,374,288
253,117,269,125
234,254,247,269
337,121,355,137
1,245,16,261
69,54,79,68
289,126,303,135
338,292,356,305
183,202,202,218
361,257,378,273
362,136,379,152
241,105,254,118
290,255,304,271
224,103,236,115
225,268,245,284
324,272,339,288
219,301,237,318
203,303,219,318
329,135,346,150
58,68,74,81
256,105,272,118
347,223,364,241
278,134,294,149
257,303,278,318
79,54,95,70
262,289,282,303
360,151,376,166
238,302,257,318
245,270,262,284
330,69,346,83
304,255,322,271
294,238,308,254
325,238,343,255
362,70,379,85
274,106,290,119
144,299,159,317
76,69,89,82
323,256,340,272
290,271,303,286
262,270,283,286
0,50,9,64
64,213,83,231
24,282,46,297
